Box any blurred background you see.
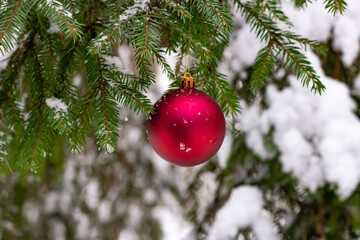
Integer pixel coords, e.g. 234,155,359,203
1,1,360,240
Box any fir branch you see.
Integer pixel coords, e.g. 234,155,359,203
234,0,282,42
112,84,153,115
160,0,192,22
73,89,97,150
294,0,313,8
0,0,23,49
112,70,151,92
279,42,325,94
130,10,160,82
235,0,326,93
29,120,43,166
324,0,347,15
250,40,277,90
103,56,154,114
264,1,294,27
97,56,115,153
282,33,328,55
194,0,232,31
210,72,241,116
0,40,27,107
88,0,150,54
154,50,176,81
75,56,123,153
56,39,81,105
0,0,29,54
153,9,212,58
44,97,71,137
28,45,46,167
37,0,82,38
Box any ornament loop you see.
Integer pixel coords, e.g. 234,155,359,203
180,72,195,89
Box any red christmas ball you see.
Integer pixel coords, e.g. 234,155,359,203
147,88,226,167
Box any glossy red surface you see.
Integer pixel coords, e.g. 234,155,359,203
147,88,226,167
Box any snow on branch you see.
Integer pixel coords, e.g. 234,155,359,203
46,97,68,114
116,0,150,24
39,0,82,37
89,0,150,53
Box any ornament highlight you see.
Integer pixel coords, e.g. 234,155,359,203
147,73,226,167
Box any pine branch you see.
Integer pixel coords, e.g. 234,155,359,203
250,40,277,90
324,0,347,15
16,47,46,169
104,57,154,115
28,45,46,167
0,0,23,49
154,50,176,81
153,8,213,58
112,83,153,115
96,56,118,153
88,0,150,54
0,0,29,54
234,0,326,93
160,0,192,22
294,0,313,8
209,72,241,116
130,10,160,82
36,0,82,38
111,69,151,92
0,38,28,107
264,1,294,27
279,42,325,94
29,120,43,166
73,89,97,151
56,39,81,105
194,0,232,31
44,97,71,137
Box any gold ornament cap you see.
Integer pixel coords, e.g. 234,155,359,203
180,72,195,88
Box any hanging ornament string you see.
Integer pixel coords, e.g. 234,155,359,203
184,53,190,73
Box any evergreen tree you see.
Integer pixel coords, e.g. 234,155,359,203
0,0,342,171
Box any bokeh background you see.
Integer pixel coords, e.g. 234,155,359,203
1,1,360,239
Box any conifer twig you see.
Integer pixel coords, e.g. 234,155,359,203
0,0,23,47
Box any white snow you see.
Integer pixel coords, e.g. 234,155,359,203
103,55,133,74
217,133,232,168
208,186,279,240
117,0,150,23
83,179,100,209
223,0,360,199
48,22,61,34
46,0,73,18
238,50,360,199
73,74,82,87
0,47,13,71
354,74,360,96
97,200,111,223
46,97,68,113
282,0,360,66
153,191,193,240
223,20,264,73
195,172,218,221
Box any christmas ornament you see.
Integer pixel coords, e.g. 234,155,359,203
147,72,226,167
